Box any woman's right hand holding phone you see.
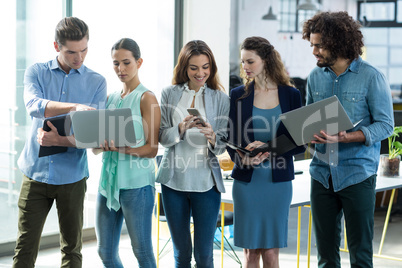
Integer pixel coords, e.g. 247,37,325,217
179,115,199,137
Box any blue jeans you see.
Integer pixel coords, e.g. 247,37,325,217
96,185,156,268
161,185,221,268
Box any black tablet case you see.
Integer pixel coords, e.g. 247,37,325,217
38,114,71,157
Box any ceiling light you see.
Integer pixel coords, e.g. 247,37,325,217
297,0,319,11
262,6,277,20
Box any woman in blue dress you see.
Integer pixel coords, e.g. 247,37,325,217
227,36,305,267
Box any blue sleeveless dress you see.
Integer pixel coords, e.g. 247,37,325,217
232,105,292,249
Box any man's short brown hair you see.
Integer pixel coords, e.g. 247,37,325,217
55,17,89,46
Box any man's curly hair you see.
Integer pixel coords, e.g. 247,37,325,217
302,11,364,60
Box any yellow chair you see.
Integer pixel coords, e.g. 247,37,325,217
217,152,241,266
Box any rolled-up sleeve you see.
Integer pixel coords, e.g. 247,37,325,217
24,64,49,119
360,72,394,147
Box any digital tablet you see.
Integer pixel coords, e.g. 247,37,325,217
221,134,296,157
38,114,71,157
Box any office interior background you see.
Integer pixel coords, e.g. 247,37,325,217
1,0,402,257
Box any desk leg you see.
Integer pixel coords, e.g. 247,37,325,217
343,220,347,251
378,188,396,255
157,192,160,268
307,209,312,268
339,189,402,261
339,220,348,253
297,206,301,268
221,203,225,268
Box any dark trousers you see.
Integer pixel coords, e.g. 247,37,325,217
13,175,87,268
311,175,376,268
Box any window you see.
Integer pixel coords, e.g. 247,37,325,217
363,27,402,85
279,0,320,32
359,1,402,90
0,0,175,255
0,0,63,246
358,0,402,27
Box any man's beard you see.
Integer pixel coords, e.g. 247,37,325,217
316,53,337,68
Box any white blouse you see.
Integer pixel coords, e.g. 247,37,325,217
165,82,214,192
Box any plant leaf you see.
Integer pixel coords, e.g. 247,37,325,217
394,141,402,150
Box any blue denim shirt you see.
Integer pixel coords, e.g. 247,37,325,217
17,58,107,185
306,57,394,191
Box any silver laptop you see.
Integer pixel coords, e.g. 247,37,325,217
70,108,137,149
279,95,361,146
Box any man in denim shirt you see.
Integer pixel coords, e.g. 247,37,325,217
302,12,394,267
14,17,107,268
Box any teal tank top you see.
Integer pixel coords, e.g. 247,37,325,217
99,84,155,211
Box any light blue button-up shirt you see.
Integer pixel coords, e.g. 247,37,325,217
306,57,394,191
17,58,107,185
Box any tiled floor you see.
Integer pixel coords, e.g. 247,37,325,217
0,206,401,267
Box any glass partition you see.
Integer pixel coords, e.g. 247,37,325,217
0,0,174,254
0,0,63,245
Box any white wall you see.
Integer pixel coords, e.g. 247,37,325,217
74,0,175,98
183,0,231,92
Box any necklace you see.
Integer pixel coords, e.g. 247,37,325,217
256,87,277,92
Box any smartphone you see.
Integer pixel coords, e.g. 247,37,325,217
187,108,206,126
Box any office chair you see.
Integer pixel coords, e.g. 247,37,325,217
291,77,307,106
154,155,174,258
216,152,242,266
154,192,174,258
214,210,241,266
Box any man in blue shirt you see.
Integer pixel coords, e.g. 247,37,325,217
302,12,394,267
14,17,107,268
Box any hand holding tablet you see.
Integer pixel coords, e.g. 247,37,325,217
221,134,296,157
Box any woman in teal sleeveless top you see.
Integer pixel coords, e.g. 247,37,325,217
95,38,161,268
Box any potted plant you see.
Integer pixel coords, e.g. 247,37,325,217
380,126,402,176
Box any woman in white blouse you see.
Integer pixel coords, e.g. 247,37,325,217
156,40,230,267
